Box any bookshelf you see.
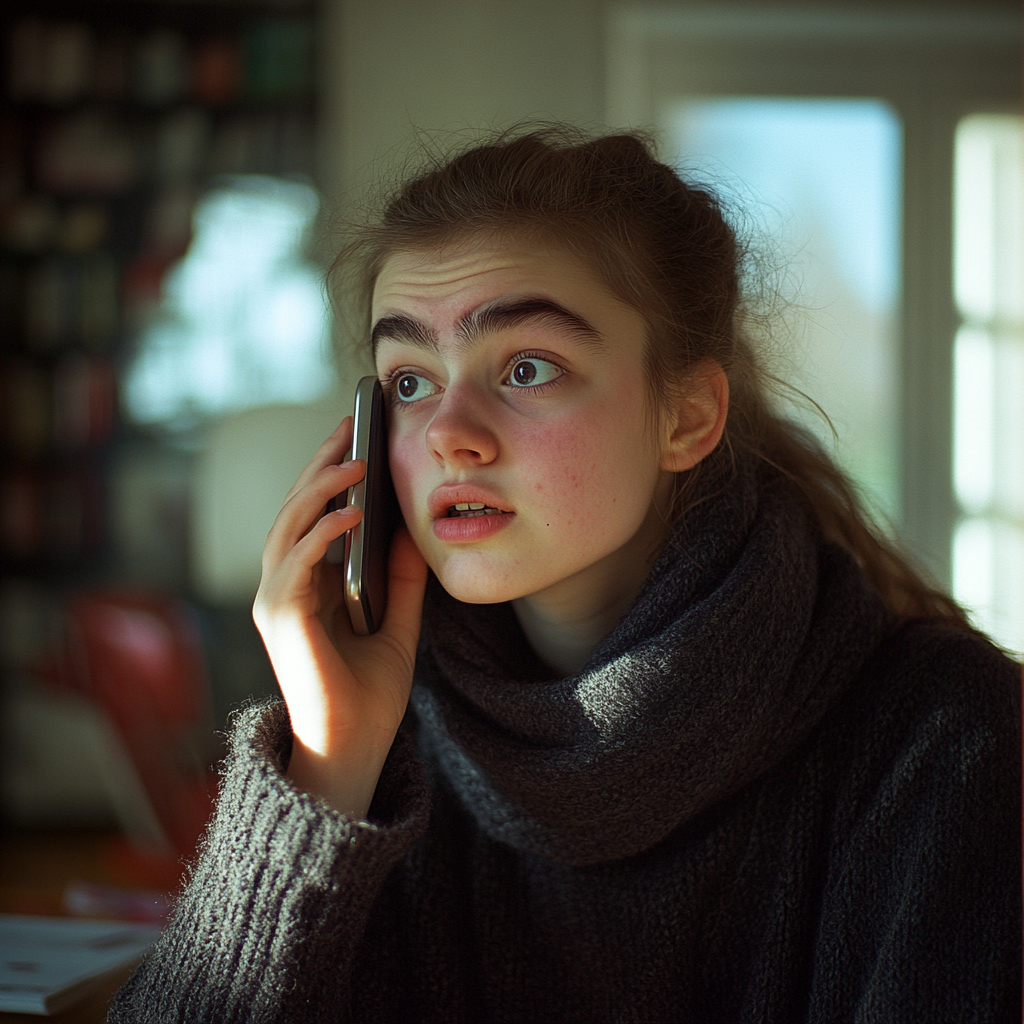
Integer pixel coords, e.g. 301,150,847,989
0,0,316,829
1,0,316,575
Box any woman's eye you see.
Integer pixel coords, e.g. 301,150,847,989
506,358,562,388
392,373,438,403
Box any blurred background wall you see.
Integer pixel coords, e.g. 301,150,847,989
320,0,604,202
0,0,1020,842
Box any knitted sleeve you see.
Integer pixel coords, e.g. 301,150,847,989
107,697,431,1024
809,626,1022,1024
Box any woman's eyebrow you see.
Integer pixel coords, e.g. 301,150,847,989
371,313,436,356
371,297,608,358
460,298,608,353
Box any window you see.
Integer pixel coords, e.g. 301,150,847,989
124,175,334,433
668,97,901,521
952,114,1024,654
607,5,1022,617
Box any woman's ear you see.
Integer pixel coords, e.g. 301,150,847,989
659,361,729,473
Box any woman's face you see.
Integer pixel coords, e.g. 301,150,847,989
371,236,676,605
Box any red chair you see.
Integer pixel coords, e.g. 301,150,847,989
47,591,217,863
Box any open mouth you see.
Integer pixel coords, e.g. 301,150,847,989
447,503,512,518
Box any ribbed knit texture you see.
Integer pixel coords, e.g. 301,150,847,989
108,461,1022,1023
109,700,431,1022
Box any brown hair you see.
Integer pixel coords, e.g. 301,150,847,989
330,123,975,632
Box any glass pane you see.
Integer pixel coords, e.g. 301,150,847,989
955,114,1024,325
953,327,993,514
952,517,995,622
667,97,902,522
953,517,1024,656
993,332,1024,517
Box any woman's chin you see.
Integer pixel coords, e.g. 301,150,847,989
436,576,517,605
431,563,532,606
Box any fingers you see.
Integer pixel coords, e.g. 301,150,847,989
287,502,363,576
378,526,429,666
263,459,365,571
283,417,354,504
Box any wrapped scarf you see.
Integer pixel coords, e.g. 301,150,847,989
412,456,892,865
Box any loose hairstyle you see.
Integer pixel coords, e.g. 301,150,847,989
330,124,975,633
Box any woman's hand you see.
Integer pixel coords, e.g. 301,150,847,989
252,416,428,819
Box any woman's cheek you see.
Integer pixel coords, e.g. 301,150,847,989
387,428,424,529
514,418,619,521
528,401,657,539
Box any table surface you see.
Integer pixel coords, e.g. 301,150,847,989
0,828,176,1024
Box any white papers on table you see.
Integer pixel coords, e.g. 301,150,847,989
0,913,161,1015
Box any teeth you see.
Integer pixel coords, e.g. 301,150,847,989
447,502,508,518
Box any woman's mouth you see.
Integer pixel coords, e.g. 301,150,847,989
447,503,512,518
434,506,516,542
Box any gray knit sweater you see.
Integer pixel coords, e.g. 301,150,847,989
109,462,1022,1023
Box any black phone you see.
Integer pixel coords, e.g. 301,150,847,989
325,376,402,634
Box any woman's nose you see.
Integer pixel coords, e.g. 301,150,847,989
425,383,499,468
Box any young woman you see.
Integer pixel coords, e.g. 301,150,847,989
111,126,1021,1023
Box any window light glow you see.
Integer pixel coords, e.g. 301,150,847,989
955,115,1024,325
952,518,995,625
125,176,334,431
953,328,994,513
951,113,1024,657
953,517,1024,656
668,97,902,522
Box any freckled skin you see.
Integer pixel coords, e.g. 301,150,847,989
373,237,678,614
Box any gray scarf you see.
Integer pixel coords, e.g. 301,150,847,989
411,456,891,865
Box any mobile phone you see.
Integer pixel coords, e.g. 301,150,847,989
325,375,402,634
